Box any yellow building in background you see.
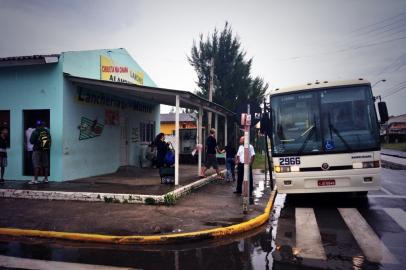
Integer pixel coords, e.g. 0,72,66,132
160,113,197,135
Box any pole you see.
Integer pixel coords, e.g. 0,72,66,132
224,116,228,146
243,104,251,214
207,57,214,134
198,106,203,176
175,95,180,185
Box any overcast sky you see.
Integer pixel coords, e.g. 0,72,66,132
1,0,405,116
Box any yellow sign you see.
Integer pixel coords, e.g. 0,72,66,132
100,55,144,85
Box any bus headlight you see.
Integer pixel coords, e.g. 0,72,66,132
274,165,291,173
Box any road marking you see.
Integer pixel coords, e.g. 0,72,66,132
295,208,326,260
0,255,137,270
383,208,406,231
338,208,398,264
380,187,393,195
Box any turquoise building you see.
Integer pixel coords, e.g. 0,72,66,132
0,48,160,181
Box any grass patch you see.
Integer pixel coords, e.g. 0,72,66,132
382,143,406,152
163,193,176,206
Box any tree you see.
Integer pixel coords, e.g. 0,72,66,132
188,22,268,113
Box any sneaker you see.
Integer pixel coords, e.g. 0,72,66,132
28,180,39,185
42,179,49,183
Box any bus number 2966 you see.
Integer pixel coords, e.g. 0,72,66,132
279,157,301,166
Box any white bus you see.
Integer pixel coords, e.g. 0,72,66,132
269,79,388,194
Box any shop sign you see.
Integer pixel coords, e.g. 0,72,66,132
77,88,153,113
100,55,144,85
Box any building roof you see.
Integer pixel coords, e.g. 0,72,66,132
66,74,234,117
388,114,406,124
160,113,196,122
0,54,59,67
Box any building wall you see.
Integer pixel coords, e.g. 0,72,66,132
61,49,160,180
161,122,197,135
0,62,64,181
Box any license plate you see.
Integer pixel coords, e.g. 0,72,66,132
318,179,335,186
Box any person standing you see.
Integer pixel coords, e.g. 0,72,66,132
29,121,51,184
235,136,255,196
25,125,35,175
223,140,237,182
200,128,223,179
154,133,169,168
0,127,9,183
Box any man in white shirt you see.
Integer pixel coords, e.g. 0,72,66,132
234,136,255,197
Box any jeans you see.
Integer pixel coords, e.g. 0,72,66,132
225,158,235,181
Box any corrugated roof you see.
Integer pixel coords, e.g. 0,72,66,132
160,113,196,122
0,54,59,61
0,54,60,67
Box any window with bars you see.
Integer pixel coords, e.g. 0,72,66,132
140,121,155,143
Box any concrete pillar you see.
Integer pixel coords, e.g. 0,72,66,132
225,116,228,145
175,95,180,185
214,113,218,139
198,106,203,175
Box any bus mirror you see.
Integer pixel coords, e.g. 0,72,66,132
378,102,389,123
260,113,272,135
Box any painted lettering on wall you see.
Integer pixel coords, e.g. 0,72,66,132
100,55,144,85
77,88,153,113
79,117,104,140
105,109,119,126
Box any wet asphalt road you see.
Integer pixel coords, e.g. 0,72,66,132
0,168,405,270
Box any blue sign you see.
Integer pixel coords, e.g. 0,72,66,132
325,140,335,151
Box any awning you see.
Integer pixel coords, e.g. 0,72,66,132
65,74,234,117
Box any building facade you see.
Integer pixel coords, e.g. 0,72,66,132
0,48,160,181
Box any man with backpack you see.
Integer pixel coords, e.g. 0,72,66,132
29,120,51,184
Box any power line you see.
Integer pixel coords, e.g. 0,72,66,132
349,11,406,34
382,85,406,98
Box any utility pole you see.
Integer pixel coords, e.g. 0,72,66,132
207,57,214,134
242,105,251,214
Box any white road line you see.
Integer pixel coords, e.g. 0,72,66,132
383,208,406,231
295,208,326,260
0,255,137,270
338,208,398,264
380,187,393,195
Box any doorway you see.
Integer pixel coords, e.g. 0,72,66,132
23,110,50,176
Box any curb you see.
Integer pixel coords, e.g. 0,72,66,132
0,190,278,245
0,170,225,205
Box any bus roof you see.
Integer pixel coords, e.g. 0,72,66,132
270,79,371,96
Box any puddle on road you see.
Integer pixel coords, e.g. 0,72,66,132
0,192,393,270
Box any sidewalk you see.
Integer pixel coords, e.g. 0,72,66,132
0,170,275,243
381,148,406,170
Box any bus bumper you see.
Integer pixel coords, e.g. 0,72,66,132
275,168,381,194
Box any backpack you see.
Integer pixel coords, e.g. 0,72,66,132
37,128,51,150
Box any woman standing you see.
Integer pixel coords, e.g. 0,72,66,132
154,133,169,168
0,127,9,183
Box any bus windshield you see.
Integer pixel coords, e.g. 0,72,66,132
270,85,380,156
